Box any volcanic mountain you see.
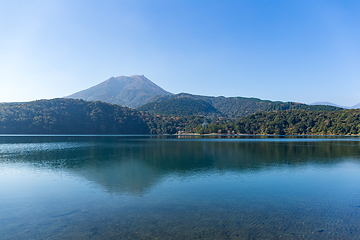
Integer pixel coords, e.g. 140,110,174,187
66,75,172,108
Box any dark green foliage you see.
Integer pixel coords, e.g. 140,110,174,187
140,114,209,134
196,110,360,135
146,93,343,118
0,98,150,134
137,98,222,117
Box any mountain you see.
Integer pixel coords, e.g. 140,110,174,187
66,75,172,108
352,103,360,109
310,102,350,109
137,97,223,117
141,93,343,118
0,98,149,134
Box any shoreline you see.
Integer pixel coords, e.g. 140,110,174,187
0,133,358,137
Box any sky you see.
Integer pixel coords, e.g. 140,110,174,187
1,0,360,107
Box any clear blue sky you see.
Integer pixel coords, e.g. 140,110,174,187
1,0,360,106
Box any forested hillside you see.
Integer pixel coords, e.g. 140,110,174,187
0,98,210,135
145,115,209,134
137,97,222,117
144,93,343,118
0,98,358,135
195,109,360,135
0,99,149,134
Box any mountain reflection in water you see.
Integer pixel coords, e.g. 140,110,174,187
1,135,359,195
1,135,360,239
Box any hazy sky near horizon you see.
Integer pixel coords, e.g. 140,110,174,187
1,0,360,106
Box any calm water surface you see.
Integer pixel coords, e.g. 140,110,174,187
0,135,360,239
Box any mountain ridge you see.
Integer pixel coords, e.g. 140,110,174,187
352,103,360,109
310,102,350,109
309,101,360,109
141,93,343,118
137,97,223,117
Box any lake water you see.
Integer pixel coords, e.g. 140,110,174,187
1,135,360,239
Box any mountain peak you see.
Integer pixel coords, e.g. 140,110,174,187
66,75,172,108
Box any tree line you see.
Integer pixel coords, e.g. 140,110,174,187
195,110,360,135
0,98,359,135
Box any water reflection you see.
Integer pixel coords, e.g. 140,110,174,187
1,136,360,195
1,136,360,239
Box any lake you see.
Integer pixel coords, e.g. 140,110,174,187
0,135,360,239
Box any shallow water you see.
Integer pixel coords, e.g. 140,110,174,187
0,135,360,239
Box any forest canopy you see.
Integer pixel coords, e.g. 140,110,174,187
195,110,360,135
